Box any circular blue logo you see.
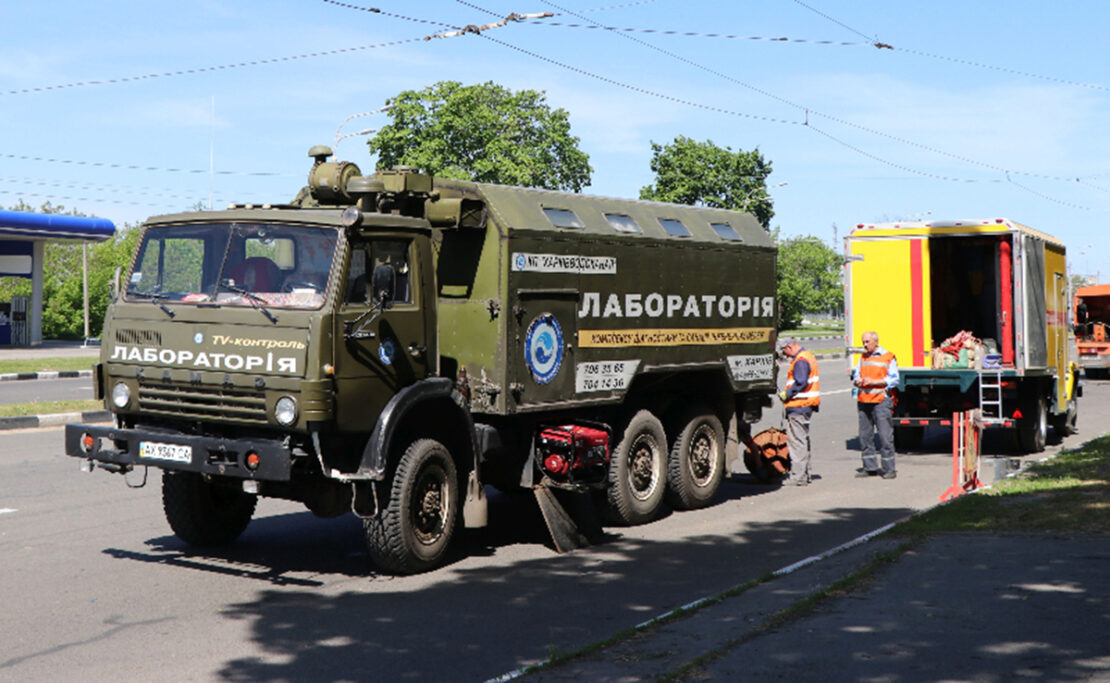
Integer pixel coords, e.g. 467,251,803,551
379,338,396,366
514,253,527,271
194,332,204,344
524,314,563,384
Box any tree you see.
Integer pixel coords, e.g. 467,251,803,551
777,236,843,330
639,136,775,228
367,81,592,192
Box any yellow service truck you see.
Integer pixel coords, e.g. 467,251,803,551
845,218,1079,453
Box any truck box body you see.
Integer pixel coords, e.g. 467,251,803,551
846,219,1078,451
432,180,777,415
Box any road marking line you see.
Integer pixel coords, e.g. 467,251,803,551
0,508,16,515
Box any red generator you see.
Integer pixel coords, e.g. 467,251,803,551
537,424,610,485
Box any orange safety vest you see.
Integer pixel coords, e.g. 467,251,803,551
785,350,820,409
857,350,895,404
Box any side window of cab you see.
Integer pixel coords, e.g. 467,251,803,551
345,239,413,305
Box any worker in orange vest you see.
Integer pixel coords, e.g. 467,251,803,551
852,331,899,479
776,337,819,486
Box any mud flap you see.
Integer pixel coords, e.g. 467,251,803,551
533,484,603,553
463,470,488,528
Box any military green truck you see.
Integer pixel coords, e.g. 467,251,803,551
65,146,777,573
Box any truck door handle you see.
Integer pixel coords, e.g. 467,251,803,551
407,344,426,358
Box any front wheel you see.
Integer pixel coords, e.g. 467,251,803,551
364,439,459,574
665,407,725,510
162,471,256,546
606,410,667,525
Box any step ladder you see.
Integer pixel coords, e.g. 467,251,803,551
978,369,1005,424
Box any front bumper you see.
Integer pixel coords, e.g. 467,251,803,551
64,423,292,481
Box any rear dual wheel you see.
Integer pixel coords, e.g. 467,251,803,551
606,410,667,525
665,407,725,510
1016,394,1047,453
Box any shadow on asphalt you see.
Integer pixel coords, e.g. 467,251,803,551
99,486,921,680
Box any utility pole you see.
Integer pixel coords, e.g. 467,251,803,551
82,242,90,343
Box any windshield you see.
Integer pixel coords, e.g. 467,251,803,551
125,222,338,309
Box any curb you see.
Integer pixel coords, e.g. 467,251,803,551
0,409,111,431
0,369,93,382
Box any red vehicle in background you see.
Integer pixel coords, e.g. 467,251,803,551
1075,284,1110,378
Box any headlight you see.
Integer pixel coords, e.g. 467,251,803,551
111,382,131,409
274,396,298,426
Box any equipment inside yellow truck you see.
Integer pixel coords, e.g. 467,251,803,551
929,235,1006,358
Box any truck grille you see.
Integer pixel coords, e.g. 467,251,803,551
116,328,162,346
138,380,268,424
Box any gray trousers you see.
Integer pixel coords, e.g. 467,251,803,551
858,396,895,474
785,411,812,482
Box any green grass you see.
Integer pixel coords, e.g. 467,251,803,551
786,325,844,337
0,356,97,374
0,399,102,417
893,437,1110,535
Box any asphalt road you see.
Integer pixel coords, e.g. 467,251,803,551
0,360,1104,681
0,376,93,404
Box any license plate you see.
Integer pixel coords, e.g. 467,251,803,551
139,441,193,463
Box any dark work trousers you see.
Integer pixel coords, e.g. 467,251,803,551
784,410,812,483
858,395,895,474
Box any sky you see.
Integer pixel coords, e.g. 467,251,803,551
2,1,1109,277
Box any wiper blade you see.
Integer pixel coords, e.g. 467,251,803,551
217,280,278,323
129,290,175,318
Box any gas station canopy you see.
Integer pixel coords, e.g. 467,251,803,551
0,210,115,241
0,209,117,345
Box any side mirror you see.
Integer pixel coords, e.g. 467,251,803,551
372,263,396,309
109,266,122,302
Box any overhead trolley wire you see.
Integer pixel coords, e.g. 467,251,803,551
888,46,1110,93
517,21,1110,92
0,175,233,204
255,1,1108,206
791,0,875,42
535,0,1106,208
526,22,869,47
527,2,1066,185
0,36,426,97
0,151,295,178
1005,174,1096,211
790,0,1109,92
0,188,192,211
477,32,801,128
5,0,1100,211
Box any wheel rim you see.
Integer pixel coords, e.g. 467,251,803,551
688,424,718,487
411,463,449,545
628,435,661,501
